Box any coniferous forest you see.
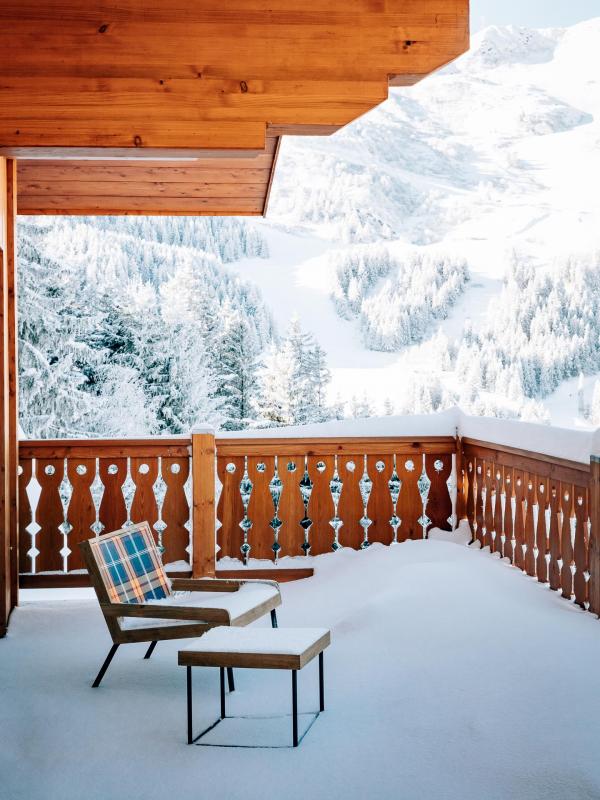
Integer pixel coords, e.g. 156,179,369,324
19,217,338,437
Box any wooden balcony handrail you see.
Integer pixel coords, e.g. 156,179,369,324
214,435,456,457
19,437,191,459
462,437,590,484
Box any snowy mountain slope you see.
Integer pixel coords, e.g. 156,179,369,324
19,19,600,435
238,18,600,425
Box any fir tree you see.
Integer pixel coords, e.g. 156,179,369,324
216,313,261,430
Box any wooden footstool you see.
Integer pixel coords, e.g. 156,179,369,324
178,627,331,748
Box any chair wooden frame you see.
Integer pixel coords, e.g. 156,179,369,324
80,522,281,687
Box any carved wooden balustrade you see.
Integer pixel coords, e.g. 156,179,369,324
460,439,600,613
16,430,600,621
17,433,457,584
18,437,192,582
215,436,456,560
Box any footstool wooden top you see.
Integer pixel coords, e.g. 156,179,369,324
178,627,330,670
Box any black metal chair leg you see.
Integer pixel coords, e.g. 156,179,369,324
92,644,120,688
271,609,278,628
292,670,298,747
227,666,235,692
220,667,226,719
187,666,193,744
319,652,324,712
143,641,157,659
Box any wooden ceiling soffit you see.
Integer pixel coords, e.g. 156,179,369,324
0,1,470,158
16,139,280,216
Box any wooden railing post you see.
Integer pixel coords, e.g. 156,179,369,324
455,434,466,527
191,428,216,578
588,455,600,616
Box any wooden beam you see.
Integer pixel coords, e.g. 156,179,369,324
0,158,17,636
6,162,17,613
0,1,469,158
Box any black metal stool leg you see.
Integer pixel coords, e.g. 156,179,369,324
143,641,157,659
187,666,193,744
220,667,226,719
92,643,119,688
292,670,298,747
271,609,278,628
227,666,235,692
319,652,324,712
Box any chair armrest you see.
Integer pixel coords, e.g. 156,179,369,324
100,602,231,624
171,577,281,594
170,578,241,592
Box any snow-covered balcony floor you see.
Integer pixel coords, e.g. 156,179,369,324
4,536,600,800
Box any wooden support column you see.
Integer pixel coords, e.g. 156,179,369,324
0,157,17,636
588,456,600,616
191,429,216,578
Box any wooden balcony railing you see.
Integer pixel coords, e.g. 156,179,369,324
215,436,456,560
18,437,193,577
17,432,457,583
460,438,595,610
16,428,600,621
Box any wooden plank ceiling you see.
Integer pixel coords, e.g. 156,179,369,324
17,139,280,216
2,0,470,216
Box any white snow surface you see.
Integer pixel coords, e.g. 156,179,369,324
181,626,329,656
219,406,600,464
5,536,600,799
121,582,279,629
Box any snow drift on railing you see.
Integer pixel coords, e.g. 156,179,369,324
210,406,600,465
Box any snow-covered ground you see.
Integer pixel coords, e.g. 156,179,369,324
5,535,600,800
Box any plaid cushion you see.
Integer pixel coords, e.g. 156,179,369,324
90,523,171,604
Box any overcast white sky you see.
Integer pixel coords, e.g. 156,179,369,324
472,0,599,30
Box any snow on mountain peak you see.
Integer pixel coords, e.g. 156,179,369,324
463,24,561,69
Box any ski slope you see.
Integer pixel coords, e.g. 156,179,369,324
234,19,600,424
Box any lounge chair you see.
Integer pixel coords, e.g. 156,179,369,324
80,521,281,687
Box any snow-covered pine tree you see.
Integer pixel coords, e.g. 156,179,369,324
590,380,600,426
349,394,373,419
17,228,101,437
258,317,336,426
215,311,261,430
577,372,585,418
258,344,293,425
305,342,332,423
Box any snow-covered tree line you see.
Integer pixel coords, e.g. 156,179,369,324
331,247,469,351
51,215,268,263
18,219,337,437
452,253,600,403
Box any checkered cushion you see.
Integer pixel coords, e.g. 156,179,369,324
89,523,171,604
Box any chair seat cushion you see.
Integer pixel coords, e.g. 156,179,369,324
120,582,279,630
